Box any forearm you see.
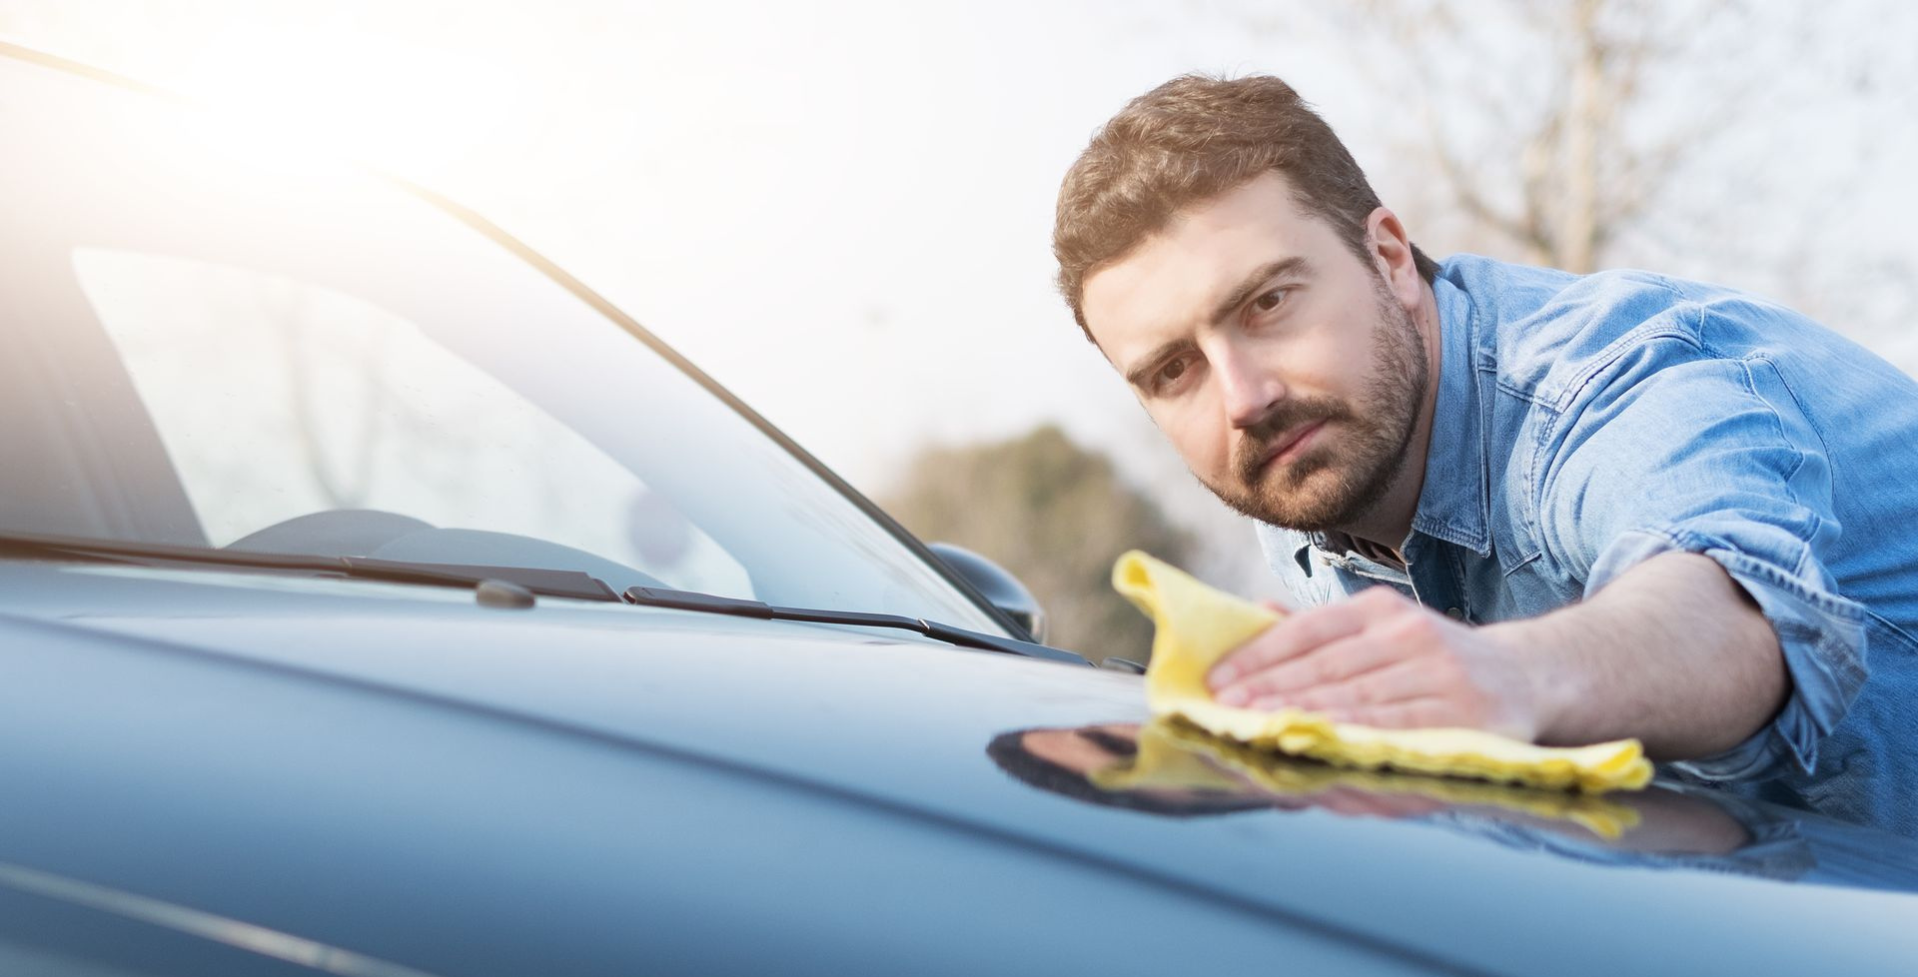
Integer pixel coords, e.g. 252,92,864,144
1488,552,1789,758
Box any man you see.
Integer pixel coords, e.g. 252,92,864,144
1051,74,1918,836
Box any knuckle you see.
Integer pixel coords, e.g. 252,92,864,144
1384,612,1440,644
1408,610,1445,636
1243,620,1284,648
1302,655,1336,687
1253,658,1323,697
1343,678,1377,707
1239,671,1282,697
1354,705,1397,728
1232,632,1285,670
1226,649,1273,679
1252,694,1294,713
1295,608,1343,641
1356,586,1399,609
1301,682,1349,709
1262,618,1307,651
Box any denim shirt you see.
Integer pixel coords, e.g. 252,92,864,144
1257,254,1918,837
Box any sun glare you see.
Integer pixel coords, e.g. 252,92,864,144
131,22,540,181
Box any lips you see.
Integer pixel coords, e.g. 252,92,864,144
1260,419,1326,470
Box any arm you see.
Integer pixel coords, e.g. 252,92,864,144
1493,550,1786,757
1207,550,1786,759
1216,335,1865,770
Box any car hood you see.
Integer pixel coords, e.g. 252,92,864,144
7,559,1918,975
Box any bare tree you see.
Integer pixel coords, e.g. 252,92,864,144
1279,0,1781,274
1213,0,1917,351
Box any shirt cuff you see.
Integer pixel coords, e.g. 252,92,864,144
1585,529,1870,780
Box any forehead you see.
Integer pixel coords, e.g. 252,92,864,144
1081,171,1328,359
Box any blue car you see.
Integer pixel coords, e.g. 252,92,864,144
3,40,1915,977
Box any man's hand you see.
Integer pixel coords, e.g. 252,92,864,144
1204,553,1788,758
1205,586,1544,739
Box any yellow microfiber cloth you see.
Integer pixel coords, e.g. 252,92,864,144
1111,550,1653,794
1091,717,1641,839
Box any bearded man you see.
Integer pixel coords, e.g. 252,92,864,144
1052,74,1918,836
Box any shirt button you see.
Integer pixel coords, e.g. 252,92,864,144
1444,607,1465,620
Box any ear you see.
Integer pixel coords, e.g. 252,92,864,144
1364,207,1424,311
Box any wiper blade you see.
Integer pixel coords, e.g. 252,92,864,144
340,557,619,602
622,585,1089,665
0,531,621,602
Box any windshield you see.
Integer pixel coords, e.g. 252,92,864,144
0,52,1005,634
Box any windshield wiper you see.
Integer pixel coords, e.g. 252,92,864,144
622,586,1089,665
0,531,621,602
3,531,1087,662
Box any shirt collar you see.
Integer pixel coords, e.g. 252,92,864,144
1407,271,1494,557
1267,269,1494,569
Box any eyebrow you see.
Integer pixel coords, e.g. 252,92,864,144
1121,256,1311,389
1124,338,1196,388
1209,256,1310,325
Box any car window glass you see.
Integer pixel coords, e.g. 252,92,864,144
0,57,1005,633
72,247,753,598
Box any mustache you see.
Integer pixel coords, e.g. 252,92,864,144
1233,397,1351,483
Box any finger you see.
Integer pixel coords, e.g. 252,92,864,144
1260,659,1433,714
1220,634,1412,706
1209,586,1409,690
1206,601,1373,690
1324,698,1456,731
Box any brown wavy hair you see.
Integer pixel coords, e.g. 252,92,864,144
1053,74,1439,339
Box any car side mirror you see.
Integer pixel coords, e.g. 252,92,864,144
926,542,1048,645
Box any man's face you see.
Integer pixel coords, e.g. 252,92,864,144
1080,172,1428,532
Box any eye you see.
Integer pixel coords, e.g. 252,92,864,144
1155,357,1189,386
1250,287,1288,314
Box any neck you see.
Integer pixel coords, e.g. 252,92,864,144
1344,280,1443,555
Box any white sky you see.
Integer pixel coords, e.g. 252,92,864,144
0,2,1383,483
4,0,1912,588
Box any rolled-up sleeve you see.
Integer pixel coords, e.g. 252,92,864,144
1544,341,1868,781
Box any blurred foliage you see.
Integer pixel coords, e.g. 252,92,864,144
882,424,1194,664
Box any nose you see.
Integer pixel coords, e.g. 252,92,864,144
1212,340,1285,430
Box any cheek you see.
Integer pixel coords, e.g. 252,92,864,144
1151,389,1233,475
1274,339,1344,393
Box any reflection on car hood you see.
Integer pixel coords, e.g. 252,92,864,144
6,560,1918,976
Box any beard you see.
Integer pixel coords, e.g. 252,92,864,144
1201,278,1430,533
